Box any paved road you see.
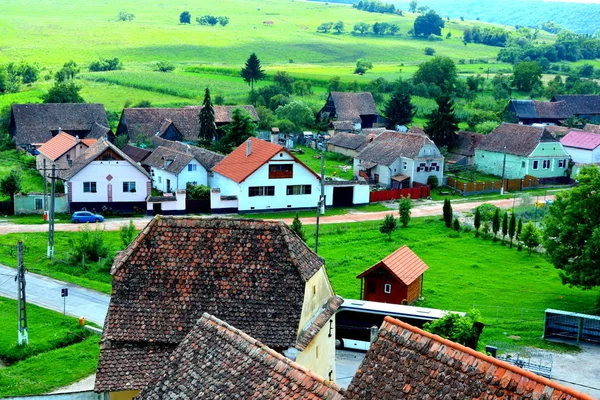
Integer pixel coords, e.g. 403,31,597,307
0,264,109,326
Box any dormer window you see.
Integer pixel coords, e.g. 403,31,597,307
269,164,293,179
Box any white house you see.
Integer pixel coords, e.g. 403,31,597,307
62,137,151,213
560,130,600,164
354,131,444,188
211,137,322,213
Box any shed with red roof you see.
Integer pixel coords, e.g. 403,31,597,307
357,245,428,305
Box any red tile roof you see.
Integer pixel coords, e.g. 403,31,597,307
345,316,595,400
37,131,95,161
560,131,600,150
136,313,344,400
357,245,429,285
212,137,320,183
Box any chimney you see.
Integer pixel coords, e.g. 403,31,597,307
246,139,252,157
75,135,80,144
186,144,191,154
271,127,280,144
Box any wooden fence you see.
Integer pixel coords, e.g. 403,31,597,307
369,186,430,202
447,175,539,195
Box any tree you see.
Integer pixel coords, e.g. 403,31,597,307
0,170,21,201
501,212,508,244
273,71,294,93
453,218,460,232
424,94,459,148
508,212,516,248
492,74,512,101
317,22,333,33
443,198,452,228
333,21,345,33
199,88,217,142
520,222,540,255
291,213,306,242
180,11,191,24
474,207,481,238
114,134,129,149
512,61,543,93
413,10,444,37
42,82,84,103
516,218,523,251
543,165,600,288
408,0,418,13
241,53,266,91
491,209,500,242
155,61,175,72
423,309,483,349
354,58,373,75
217,108,256,152
379,214,397,241
352,22,370,35
384,81,416,128
55,60,79,83
119,220,136,249
481,221,491,240
398,196,412,227
412,56,457,94
424,47,436,56
275,100,315,132
218,16,229,27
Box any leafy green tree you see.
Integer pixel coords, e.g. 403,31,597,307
384,81,416,128
516,218,523,251
481,221,491,240
327,76,344,92
119,220,136,249
412,56,457,94
443,198,453,228
89,57,122,72
543,166,600,288
0,170,21,201
512,61,543,92
354,58,373,75
180,11,191,24
423,309,483,349
408,0,418,13
498,211,507,244
379,214,397,241
474,207,481,238
508,212,516,248
273,71,294,93
424,94,459,148
55,60,80,83
199,87,217,142
453,217,460,232
42,82,84,103
1,65,21,93
218,16,229,27
241,53,266,91
317,22,333,33
186,183,211,199
333,21,345,33
291,213,306,242
217,108,256,152
413,10,444,37
155,61,175,72
275,100,315,132
491,74,512,101
520,222,540,255
114,134,129,149
492,209,500,242
398,196,412,227
352,22,370,35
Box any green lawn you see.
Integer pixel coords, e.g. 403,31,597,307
0,297,100,398
242,202,390,220
0,151,45,202
294,146,355,180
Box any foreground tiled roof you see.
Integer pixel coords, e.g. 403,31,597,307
62,137,150,180
553,95,600,115
477,123,558,157
357,132,433,165
560,131,600,150
330,92,378,122
357,245,429,285
345,317,594,400
10,103,108,146
328,133,369,151
96,217,326,392
136,313,344,400
152,136,224,170
37,131,94,161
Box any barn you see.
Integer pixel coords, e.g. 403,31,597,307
357,245,428,305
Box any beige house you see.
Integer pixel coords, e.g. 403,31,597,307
94,217,341,400
36,132,96,180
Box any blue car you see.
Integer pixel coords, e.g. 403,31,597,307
71,211,104,223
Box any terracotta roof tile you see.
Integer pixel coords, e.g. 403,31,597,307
96,216,327,392
345,317,595,400
560,131,600,150
357,245,429,285
136,313,344,400
296,296,343,351
583,124,600,134
38,131,88,161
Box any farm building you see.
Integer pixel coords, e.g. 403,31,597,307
357,245,428,305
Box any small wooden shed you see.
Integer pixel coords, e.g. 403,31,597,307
357,245,429,305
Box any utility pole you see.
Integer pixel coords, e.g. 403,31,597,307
314,153,326,254
500,145,507,195
16,240,28,346
47,163,56,259
43,159,47,211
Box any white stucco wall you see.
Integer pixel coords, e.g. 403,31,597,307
563,146,600,164
151,160,209,192
146,191,186,212
67,161,149,203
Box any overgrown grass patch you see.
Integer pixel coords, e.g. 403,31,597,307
294,146,354,180
0,151,45,201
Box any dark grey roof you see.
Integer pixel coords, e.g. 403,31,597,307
327,133,368,151
87,122,112,139
152,137,224,170
11,103,108,146
449,131,484,157
509,100,538,119
331,120,355,131
534,101,571,119
477,123,558,157
62,137,150,180
143,146,195,174
357,133,432,166
553,95,600,115
122,145,152,163
330,92,378,122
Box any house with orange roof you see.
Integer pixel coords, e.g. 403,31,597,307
357,245,428,305
210,137,323,213
36,132,96,180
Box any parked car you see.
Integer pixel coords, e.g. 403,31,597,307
71,211,104,223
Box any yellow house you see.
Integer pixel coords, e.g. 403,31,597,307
94,216,340,400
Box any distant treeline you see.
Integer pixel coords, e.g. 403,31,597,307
463,26,508,47
353,0,402,15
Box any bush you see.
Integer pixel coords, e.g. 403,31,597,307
427,175,439,189
476,203,500,222
154,61,175,72
89,57,122,72
423,309,483,349
117,12,135,21
186,183,210,199
67,223,110,266
119,220,136,249
424,47,436,56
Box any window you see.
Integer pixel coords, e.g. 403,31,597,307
35,198,43,210
367,282,376,294
188,164,198,172
158,176,162,183
268,164,293,179
532,160,539,170
286,185,312,195
384,284,392,294
83,182,97,193
123,182,136,193
431,162,439,172
417,162,426,172
542,160,551,169
402,161,407,170
558,159,566,168
521,161,526,168
248,186,275,197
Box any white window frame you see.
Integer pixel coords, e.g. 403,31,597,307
558,159,566,168
248,186,275,197
402,161,408,170
83,182,97,193
123,181,137,193
188,163,198,172
384,283,392,294
532,160,539,170
286,185,312,195
542,159,551,169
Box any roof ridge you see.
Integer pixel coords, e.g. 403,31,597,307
111,217,159,275
202,313,343,393
382,316,595,400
